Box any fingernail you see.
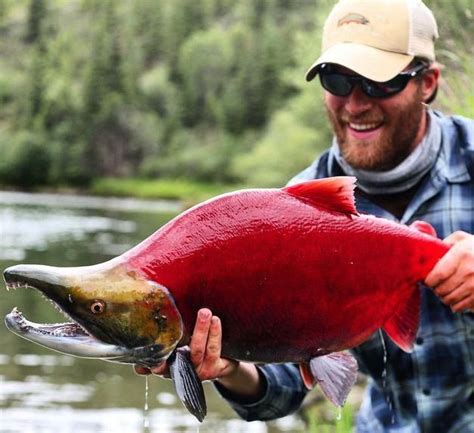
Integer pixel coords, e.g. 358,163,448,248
199,309,211,320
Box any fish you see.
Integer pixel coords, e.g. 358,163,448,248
3,176,449,422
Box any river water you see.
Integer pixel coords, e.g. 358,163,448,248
0,191,304,433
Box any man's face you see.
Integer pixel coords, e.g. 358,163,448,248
324,66,427,171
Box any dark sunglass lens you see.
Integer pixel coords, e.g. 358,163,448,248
362,75,409,98
320,73,353,96
383,75,410,91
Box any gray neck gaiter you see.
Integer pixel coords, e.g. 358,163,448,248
330,110,442,194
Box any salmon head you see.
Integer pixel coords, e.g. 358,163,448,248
3,262,183,367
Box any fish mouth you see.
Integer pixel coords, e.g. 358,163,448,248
6,306,90,338
4,306,128,357
3,266,169,365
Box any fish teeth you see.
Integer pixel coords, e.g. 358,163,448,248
11,306,23,317
8,286,91,338
9,307,29,330
5,281,28,291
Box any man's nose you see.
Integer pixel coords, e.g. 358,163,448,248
344,85,373,115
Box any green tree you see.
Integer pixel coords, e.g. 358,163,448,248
162,0,211,80
232,109,323,187
0,131,51,188
25,0,47,43
131,0,165,66
81,0,137,179
177,27,233,126
219,20,294,134
26,39,47,126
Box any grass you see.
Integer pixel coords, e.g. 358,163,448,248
305,403,354,433
91,177,244,204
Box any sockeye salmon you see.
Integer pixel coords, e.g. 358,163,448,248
3,177,449,421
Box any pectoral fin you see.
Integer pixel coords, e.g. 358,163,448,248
300,351,358,407
168,346,207,422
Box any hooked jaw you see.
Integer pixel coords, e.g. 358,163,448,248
3,264,182,365
5,307,131,359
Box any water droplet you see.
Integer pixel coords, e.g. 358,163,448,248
336,406,342,421
143,376,150,431
378,330,395,424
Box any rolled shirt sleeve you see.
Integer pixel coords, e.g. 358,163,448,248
214,363,308,421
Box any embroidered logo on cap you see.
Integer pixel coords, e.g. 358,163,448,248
337,13,369,27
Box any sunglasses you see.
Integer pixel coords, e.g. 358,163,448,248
318,63,427,98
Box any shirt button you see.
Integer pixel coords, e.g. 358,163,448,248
416,337,424,345
422,388,431,396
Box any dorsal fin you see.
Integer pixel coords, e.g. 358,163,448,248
284,177,358,215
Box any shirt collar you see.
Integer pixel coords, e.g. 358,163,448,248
433,111,471,184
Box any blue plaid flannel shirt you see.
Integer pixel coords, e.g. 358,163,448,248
216,112,474,432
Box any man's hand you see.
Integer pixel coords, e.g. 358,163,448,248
425,231,474,313
134,308,239,380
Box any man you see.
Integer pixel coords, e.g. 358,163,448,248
136,0,474,431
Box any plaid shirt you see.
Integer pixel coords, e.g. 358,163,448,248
217,112,474,432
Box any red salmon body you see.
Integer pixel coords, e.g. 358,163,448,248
123,177,448,362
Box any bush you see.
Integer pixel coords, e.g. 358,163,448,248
140,128,244,183
232,110,324,187
0,131,51,188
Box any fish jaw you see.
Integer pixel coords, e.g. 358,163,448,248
3,263,183,365
5,307,131,359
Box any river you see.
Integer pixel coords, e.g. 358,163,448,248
0,191,305,433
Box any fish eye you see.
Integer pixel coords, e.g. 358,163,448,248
90,300,106,314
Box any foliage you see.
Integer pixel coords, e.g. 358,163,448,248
426,0,473,117
0,0,471,193
0,130,51,187
232,110,323,186
91,177,241,203
305,403,354,433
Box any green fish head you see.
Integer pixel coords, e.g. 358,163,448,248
3,262,183,366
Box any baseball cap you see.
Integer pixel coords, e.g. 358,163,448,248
305,0,439,82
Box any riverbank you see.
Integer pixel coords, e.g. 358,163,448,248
0,177,244,207
91,178,243,204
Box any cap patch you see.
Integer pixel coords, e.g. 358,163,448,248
337,13,369,27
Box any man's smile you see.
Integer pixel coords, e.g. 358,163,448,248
346,121,383,140
348,121,383,132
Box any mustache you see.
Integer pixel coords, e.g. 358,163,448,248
339,112,385,124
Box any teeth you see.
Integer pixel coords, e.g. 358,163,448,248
5,281,28,291
349,122,381,131
11,307,24,318
6,282,90,338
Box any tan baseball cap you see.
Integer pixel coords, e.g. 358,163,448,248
305,0,439,82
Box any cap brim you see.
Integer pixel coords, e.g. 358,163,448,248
305,43,414,82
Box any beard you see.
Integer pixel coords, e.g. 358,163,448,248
326,86,425,171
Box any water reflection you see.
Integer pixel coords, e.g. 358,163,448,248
0,191,304,433
1,407,279,433
1,376,94,407
0,205,136,261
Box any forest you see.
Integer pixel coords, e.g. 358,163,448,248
0,0,471,193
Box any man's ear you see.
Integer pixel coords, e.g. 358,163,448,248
421,66,441,103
